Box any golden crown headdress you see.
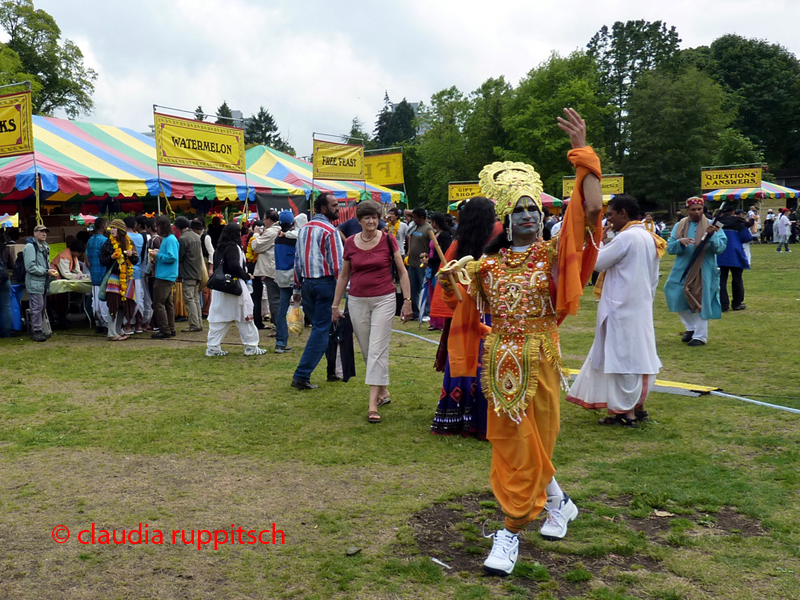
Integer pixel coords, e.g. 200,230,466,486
479,161,543,220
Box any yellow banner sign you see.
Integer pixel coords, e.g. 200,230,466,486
154,113,245,173
364,152,404,186
448,182,481,201
312,140,364,181
562,174,624,198
0,91,33,157
701,167,761,190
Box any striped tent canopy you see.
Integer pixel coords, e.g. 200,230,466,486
246,145,405,204
702,181,800,201
0,115,304,204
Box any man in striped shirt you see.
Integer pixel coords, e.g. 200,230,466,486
291,192,343,390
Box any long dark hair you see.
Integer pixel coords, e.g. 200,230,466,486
215,223,242,257
431,212,452,235
456,197,497,260
483,217,512,255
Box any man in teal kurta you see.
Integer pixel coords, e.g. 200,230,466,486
664,197,727,346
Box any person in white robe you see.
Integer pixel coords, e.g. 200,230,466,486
566,195,665,427
205,223,267,357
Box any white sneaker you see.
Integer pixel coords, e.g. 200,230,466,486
483,528,519,576
205,348,228,357
244,346,268,356
540,493,579,541
422,316,431,322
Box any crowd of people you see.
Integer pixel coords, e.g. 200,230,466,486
0,106,787,578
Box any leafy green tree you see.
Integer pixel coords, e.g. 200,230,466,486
215,100,233,125
0,43,39,91
625,68,730,211
463,76,511,176
0,0,97,118
712,128,765,167
701,35,800,170
502,51,613,196
194,106,205,121
588,20,681,164
415,87,471,210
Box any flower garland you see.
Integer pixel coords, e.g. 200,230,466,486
110,234,133,300
390,220,400,239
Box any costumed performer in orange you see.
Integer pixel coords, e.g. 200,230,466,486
438,108,602,575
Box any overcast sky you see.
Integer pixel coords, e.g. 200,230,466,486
18,0,800,157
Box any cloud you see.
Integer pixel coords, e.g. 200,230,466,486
31,0,800,157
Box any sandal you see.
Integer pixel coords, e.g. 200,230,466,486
598,414,638,428
377,396,391,408
635,410,650,422
368,411,381,424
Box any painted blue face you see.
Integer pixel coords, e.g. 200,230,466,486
510,197,541,238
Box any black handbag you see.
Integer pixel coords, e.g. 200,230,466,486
387,232,399,284
206,257,243,296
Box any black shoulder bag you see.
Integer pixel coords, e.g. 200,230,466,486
206,257,243,296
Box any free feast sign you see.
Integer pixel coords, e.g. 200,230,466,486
448,182,481,201
312,140,364,181
364,152,404,186
154,113,245,173
701,167,762,190
0,91,33,157
562,174,624,198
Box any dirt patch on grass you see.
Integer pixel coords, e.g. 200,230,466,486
0,449,408,600
408,492,766,598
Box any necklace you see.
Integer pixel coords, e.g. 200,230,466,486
360,231,378,244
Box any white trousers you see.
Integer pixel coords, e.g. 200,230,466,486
135,278,152,323
567,356,656,413
206,319,260,352
348,293,395,386
92,285,109,326
678,310,709,343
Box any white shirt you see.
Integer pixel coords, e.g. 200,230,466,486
588,225,662,375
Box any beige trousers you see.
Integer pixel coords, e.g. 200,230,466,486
348,292,395,386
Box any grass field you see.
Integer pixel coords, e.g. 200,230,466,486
1,242,798,600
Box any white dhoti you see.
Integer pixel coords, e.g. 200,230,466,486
566,356,656,414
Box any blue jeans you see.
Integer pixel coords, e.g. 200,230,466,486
293,277,335,382
276,287,292,348
408,266,428,319
0,278,11,337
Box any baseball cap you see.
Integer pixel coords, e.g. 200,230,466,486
279,210,295,225
34,224,50,233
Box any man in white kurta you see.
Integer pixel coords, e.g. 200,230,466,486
566,196,663,426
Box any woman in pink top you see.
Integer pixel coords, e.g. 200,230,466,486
332,201,413,423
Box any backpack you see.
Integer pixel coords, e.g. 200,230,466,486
12,250,26,284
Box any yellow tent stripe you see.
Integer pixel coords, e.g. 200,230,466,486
34,126,149,196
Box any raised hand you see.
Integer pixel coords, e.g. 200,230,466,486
557,108,587,149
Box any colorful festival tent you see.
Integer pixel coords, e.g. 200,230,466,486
245,145,406,205
702,181,800,201
0,115,305,211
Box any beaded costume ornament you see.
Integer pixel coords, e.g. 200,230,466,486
479,161,544,220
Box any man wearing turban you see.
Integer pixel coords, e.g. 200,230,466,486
663,197,726,346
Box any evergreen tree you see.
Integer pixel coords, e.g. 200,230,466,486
194,106,205,121
245,106,279,145
215,101,233,125
373,91,393,146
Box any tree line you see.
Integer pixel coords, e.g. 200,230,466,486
356,21,800,213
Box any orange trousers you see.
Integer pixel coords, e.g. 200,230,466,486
487,354,560,532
